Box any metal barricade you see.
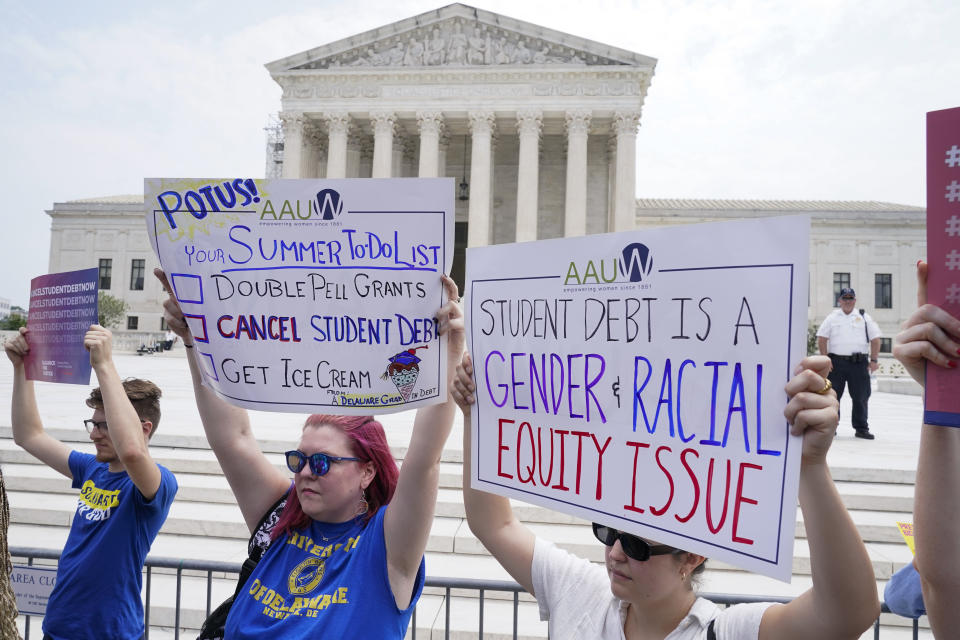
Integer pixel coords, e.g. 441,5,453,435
10,547,921,639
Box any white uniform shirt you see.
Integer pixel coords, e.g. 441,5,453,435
532,537,772,640
816,309,882,356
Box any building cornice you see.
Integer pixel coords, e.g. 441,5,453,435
265,3,656,74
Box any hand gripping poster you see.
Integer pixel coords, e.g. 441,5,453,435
145,178,454,414
465,215,809,581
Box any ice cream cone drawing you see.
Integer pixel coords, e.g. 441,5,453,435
381,346,428,401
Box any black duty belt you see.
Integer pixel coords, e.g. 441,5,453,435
829,353,867,362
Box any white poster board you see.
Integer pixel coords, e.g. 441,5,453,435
466,215,809,581
146,178,454,414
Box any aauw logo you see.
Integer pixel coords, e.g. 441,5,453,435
620,242,654,282
313,189,344,220
563,242,655,285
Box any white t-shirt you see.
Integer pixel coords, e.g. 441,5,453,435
532,537,773,640
816,309,882,355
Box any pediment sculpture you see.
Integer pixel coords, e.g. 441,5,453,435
292,18,626,70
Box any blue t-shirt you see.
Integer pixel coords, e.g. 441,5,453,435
43,451,178,640
225,505,425,639
884,562,926,619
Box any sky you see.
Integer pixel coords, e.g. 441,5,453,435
1,0,957,308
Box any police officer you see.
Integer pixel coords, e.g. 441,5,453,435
817,288,882,439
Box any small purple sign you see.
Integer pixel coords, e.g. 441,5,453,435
24,268,99,385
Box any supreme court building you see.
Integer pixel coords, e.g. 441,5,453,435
44,3,926,351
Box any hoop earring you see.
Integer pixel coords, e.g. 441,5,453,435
680,571,686,581
355,487,369,517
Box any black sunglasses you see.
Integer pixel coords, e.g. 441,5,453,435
592,523,676,561
285,450,360,476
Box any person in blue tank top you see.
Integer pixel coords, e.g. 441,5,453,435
158,270,463,639
5,325,178,640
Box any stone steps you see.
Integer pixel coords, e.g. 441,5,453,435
5,471,916,557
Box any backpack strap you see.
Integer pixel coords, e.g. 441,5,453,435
707,619,717,640
232,492,289,597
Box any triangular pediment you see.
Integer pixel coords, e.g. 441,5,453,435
266,3,656,73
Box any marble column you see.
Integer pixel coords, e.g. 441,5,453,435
324,113,351,179
303,122,326,179
564,110,592,237
280,112,305,178
371,112,397,178
392,135,405,177
515,110,543,243
438,131,450,178
467,111,496,248
354,135,371,178
606,136,618,232
612,111,640,232
417,111,444,178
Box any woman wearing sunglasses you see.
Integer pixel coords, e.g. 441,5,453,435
451,352,880,640
157,269,463,639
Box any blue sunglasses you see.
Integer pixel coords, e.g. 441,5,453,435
285,450,360,476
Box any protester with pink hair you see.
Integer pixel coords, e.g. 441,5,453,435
157,269,462,639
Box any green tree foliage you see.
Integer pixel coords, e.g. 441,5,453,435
98,291,129,329
0,313,26,330
808,322,819,356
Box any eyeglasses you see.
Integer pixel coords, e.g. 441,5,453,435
285,450,360,476
592,523,676,561
84,419,108,434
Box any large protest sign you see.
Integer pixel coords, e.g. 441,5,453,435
466,216,808,581
145,178,454,414
924,106,960,427
24,268,99,385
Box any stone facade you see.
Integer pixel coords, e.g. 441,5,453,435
265,2,656,253
41,5,927,346
46,196,167,341
44,194,926,347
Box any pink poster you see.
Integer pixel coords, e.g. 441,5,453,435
24,268,99,385
924,106,960,427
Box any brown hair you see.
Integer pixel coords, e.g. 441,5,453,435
86,378,162,436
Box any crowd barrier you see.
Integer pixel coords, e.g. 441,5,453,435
10,547,919,640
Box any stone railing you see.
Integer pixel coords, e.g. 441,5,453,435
875,356,908,378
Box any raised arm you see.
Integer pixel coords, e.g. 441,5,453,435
155,269,287,530
84,325,163,498
892,261,960,637
759,355,880,640
4,328,73,478
451,352,536,595
384,275,462,608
